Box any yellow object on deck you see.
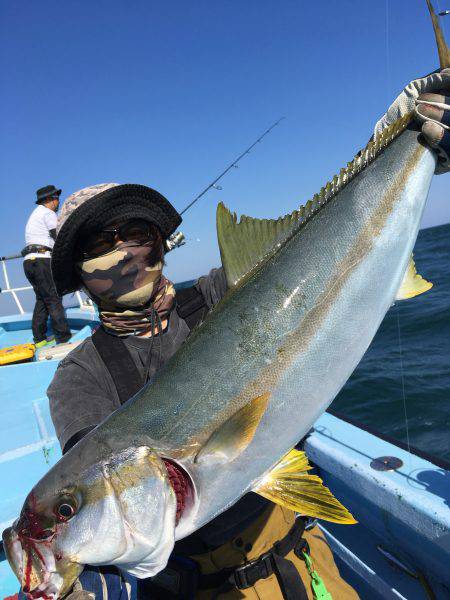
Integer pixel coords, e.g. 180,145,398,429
0,343,35,365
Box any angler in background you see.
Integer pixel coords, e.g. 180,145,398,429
22,185,71,347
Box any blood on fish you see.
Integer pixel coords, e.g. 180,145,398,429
18,492,56,598
162,459,192,524
20,532,52,598
19,495,51,540
22,543,33,597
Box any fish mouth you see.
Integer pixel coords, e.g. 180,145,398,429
2,525,81,599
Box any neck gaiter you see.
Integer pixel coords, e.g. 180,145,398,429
77,241,175,335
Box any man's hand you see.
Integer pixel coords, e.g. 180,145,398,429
415,90,449,173
62,580,95,600
374,69,450,174
64,592,95,600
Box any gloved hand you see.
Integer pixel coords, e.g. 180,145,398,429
61,580,95,600
64,592,95,600
60,565,134,600
374,69,450,174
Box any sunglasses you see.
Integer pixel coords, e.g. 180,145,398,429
79,219,156,259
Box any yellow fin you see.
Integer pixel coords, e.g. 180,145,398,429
396,256,433,300
195,393,270,464
216,202,306,289
216,115,412,290
253,449,357,524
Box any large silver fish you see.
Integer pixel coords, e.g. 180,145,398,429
4,5,449,599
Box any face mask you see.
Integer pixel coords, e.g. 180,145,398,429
77,241,162,308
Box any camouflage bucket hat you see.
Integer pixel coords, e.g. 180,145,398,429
52,183,182,296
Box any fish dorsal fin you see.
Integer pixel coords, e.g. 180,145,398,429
395,255,433,300
217,202,308,288
253,449,356,524
194,392,270,464
217,115,412,289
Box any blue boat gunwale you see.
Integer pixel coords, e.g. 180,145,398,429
306,412,450,599
327,407,450,471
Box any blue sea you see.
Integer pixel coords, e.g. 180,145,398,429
333,222,450,462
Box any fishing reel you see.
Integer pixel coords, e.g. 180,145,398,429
165,231,186,253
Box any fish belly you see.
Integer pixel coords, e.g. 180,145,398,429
102,128,436,535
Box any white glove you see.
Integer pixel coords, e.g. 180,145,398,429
374,69,450,174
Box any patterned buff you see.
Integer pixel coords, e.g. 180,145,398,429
77,241,175,336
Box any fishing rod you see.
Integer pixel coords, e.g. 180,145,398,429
180,117,285,215
1,120,286,258
166,117,285,250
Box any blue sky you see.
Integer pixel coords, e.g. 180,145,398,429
1,0,449,298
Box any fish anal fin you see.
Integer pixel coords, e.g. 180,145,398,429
253,449,357,525
194,392,270,464
396,255,433,301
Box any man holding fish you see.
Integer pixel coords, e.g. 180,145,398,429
45,184,359,599
5,43,450,600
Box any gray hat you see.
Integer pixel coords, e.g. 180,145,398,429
52,183,182,295
36,185,61,204
56,183,119,235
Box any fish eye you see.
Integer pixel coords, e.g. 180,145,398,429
54,497,77,522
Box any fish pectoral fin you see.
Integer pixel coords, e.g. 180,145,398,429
395,255,433,301
253,449,357,524
194,392,270,464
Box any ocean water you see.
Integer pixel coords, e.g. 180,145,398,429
332,222,450,462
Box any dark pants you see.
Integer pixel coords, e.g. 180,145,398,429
23,258,71,343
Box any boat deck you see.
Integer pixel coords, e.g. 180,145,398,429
0,309,449,599
0,308,97,593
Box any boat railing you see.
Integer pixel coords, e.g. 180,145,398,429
0,253,92,315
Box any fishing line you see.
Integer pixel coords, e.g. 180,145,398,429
385,0,391,101
396,303,412,460
385,2,413,463
387,1,412,466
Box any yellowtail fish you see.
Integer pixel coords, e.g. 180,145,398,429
3,3,449,598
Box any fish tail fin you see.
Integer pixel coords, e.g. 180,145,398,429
426,0,450,68
253,449,357,524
